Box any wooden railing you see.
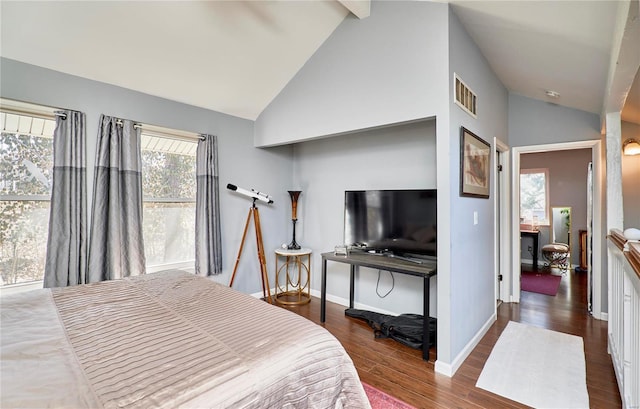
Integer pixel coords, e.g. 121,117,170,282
607,229,640,409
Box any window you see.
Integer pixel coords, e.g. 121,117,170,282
520,168,549,225
141,134,197,272
0,111,56,287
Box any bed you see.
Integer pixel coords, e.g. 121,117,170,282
1,270,370,408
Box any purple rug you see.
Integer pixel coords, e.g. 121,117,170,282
521,272,561,296
362,382,416,409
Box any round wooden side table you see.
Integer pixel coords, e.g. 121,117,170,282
274,248,311,305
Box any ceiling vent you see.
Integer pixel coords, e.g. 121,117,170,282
454,74,477,118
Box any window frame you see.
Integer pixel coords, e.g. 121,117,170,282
519,167,550,226
140,132,198,273
0,122,55,289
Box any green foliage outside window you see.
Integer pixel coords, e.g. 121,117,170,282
141,148,196,267
0,132,53,285
520,171,548,224
0,131,198,284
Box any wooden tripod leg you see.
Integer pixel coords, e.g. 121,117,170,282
229,208,253,288
252,207,273,304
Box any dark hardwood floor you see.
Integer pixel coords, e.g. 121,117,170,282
278,265,621,408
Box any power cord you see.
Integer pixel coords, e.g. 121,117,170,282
376,269,394,298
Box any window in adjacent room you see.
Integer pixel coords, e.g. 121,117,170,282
141,132,197,272
0,107,56,288
520,168,549,226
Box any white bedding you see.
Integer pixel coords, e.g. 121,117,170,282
1,270,370,408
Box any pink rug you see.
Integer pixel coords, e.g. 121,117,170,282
362,382,416,409
521,272,561,296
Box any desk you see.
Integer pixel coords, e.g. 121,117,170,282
320,252,437,360
521,230,540,270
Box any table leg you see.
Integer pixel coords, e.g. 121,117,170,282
423,275,430,361
321,258,327,322
533,235,539,270
349,265,355,309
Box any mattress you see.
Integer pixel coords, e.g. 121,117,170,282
1,270,370,408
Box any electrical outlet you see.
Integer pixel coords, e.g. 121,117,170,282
528,246,533,252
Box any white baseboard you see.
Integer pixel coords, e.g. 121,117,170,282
591,311,608,321
250,288,276,299
308,289,400,316
435,312,496,377
250,288,402,317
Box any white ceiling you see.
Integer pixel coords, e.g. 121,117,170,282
0,1,350,120
1,1,638,123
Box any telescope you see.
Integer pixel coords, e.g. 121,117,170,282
227,182,274,303
227,183,273,204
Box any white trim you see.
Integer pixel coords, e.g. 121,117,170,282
0,195,50,201
250,288,277,299
308,288,399,316
494,138,510,303
0,280,43,296
136,123,202,142
146,261,195,273
250,288,400,317
519,167,550,225
435,311,496,377
143,198,196,203
511,140,602,317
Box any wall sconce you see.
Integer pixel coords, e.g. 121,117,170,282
623,138,640,156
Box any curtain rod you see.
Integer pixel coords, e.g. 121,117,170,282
0,98,69,120
134,123,204,141
112,118,204,142
0,106,66,121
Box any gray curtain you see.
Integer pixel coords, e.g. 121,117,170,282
88,115,146,282
43,110,87,288
195,134,222,276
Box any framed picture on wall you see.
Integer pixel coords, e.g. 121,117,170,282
460,127,490,198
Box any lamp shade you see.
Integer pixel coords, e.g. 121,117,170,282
623,138,640,156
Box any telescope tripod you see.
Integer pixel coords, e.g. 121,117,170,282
229,200,273,304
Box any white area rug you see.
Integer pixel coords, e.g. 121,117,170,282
476,321,589,409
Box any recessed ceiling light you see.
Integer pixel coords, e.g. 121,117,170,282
545,90,560,98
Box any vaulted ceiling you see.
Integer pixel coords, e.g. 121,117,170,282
1,1,638,124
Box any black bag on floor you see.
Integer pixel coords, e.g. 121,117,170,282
345,308,436,350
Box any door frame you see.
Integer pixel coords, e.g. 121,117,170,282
494,137,510,303
510,140,603,319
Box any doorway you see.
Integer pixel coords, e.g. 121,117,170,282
510,140,603,319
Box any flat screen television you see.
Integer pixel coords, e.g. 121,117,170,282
344,189,437,257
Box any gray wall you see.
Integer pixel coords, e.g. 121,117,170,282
622,121,640,229
255,1,510,372
521,149,593,266
293,120,437,315
446,8,508,365
0,57,293,294
509,94,601,147
254,1,449,147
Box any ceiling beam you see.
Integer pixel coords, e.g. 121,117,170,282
602,0,640,128
337,0,370,19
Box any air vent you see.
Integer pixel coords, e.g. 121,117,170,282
454,74,477,118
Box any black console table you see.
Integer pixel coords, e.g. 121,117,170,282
320,251,437,361
521,230,540,270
